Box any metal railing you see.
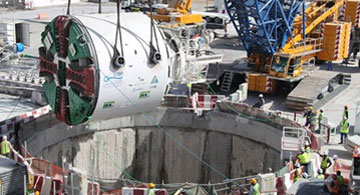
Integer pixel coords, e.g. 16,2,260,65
281,126,310,151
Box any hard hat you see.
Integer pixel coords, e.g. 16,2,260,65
305,141,310,145
333,155,338,159
318,169,323,174
309,106,313,110
323,151,328,155
294,163,300,168
259,94,263,98
35,192,40,195
250,178,257,184
345,105,349,109
148,183,155,189
315,110,319,114
2,135,7,140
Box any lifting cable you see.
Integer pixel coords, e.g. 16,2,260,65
66,0,71,15
112,0,125,67
149,0,161,63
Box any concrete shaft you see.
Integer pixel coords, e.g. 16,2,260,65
20,107,282,185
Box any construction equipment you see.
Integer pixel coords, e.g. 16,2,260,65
225,0,358,98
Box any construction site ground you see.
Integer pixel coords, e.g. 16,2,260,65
1,0,360,187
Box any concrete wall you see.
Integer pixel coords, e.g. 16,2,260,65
20,107,282,185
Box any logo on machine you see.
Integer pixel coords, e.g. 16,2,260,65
104,72,123,82
150,75,159,84
103,101,115,109
139,91,151,99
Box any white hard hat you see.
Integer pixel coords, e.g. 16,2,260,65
294,163,300,168
323,151,328,155
259,94,263,98
305,141,310,145
2,135,7,140
333,155,338,159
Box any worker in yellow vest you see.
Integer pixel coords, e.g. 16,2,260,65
147,183,155,195
297,148,310,174
319,151,332,174
1,135,11,158
292,163,302,183
249,178,260,195
339,118,350,144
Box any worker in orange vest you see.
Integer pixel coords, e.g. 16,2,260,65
353,146,360,158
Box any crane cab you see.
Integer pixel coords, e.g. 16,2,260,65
269,54,302,79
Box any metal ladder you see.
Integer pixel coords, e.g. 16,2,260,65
220,71,233,92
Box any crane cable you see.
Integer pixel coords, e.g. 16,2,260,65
112,0,125,67
149,0,161,63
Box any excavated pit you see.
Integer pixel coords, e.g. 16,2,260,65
18,105,285,189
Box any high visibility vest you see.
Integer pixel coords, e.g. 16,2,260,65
340,120,349,134
298,153,307,164
337,175,344,191
1,140,10,155
304,152,311,163
147,189,155,195
321,156,329,169
250,183,260,195
317,174,325,179
293,168,302,182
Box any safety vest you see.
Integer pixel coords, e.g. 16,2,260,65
317,174,325,179
147,189,155,195
1,140,10,155
321,156,330,169
250,183,260,195
337,175,344,191
340,120,350,134
298,153,307,164
293,168,302,182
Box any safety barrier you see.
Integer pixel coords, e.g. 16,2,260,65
0,105,51,135
191,93,226,109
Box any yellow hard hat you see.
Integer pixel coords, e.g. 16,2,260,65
35,191,40,195
148,183,155,189
345,105,349,109
315,110,319,114
309,106,313,110
250,178,257,184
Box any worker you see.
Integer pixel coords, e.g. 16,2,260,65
335,170,345,194
303,106,314,127
339,118,350,144
292,163,302,183
249,178,260,195
343,105,349,120
253,94,265,109
332,155,342,173
1,135,11,158
186,83,192,96
353,145,360,158
310,110,318,132
297,148,310,174
320,151,332,174
317,169,325,179
318,109,324,131
147,183,155,195
304,141,311,153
